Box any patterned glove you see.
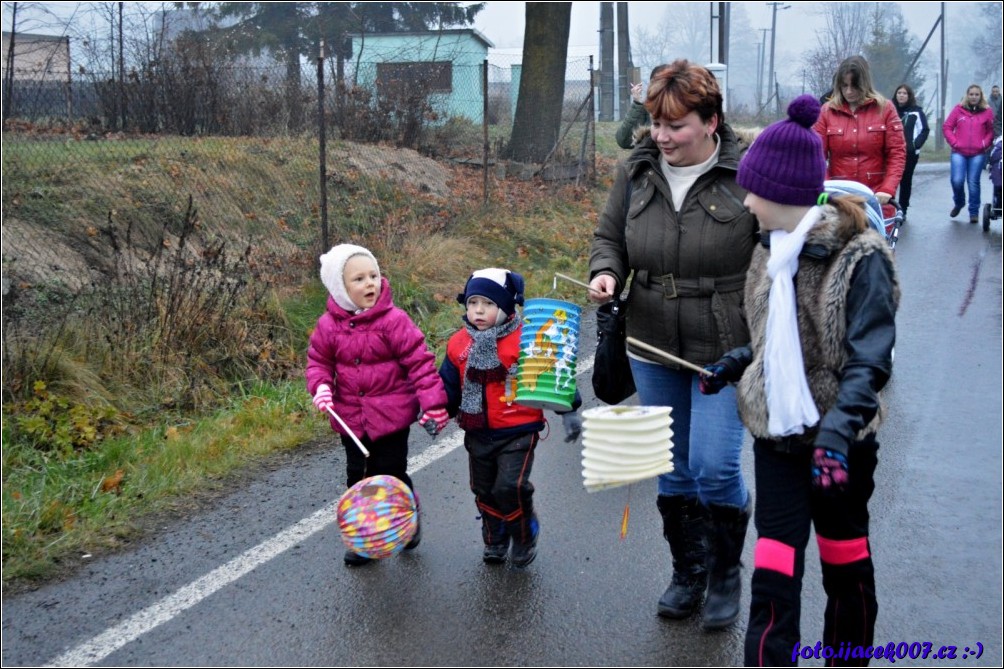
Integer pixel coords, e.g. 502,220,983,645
811,447,849,493
562,412,583,443
312,384,333,413
419,408,449,437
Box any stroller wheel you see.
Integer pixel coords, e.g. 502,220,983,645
984,203,992,232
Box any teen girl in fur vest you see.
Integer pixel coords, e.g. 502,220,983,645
700,96,899,666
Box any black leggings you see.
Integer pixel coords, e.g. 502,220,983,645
341,427,413,491
898,151,919,211
745,437,879,667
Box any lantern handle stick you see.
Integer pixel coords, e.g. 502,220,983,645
626,337,713,376
326,407,370,457
554,272,605,296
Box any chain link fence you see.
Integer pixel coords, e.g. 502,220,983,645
3,53,595,291
2,48,597,407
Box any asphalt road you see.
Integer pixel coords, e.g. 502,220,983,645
3,164,1002,667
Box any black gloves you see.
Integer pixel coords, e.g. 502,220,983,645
698,346,752,395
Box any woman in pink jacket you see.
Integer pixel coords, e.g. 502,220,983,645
306,243,448,566
943,84,996,223
813,56,906,220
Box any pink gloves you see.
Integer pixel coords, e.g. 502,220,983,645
419,408,450,437
312,384,334,413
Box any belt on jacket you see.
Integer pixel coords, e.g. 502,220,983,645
633,270,747,299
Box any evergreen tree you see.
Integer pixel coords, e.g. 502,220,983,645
862,3,925,99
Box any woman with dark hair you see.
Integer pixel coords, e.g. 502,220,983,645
814,56,906,219
943,84,995,223
892,84,929,220
589,59,758,630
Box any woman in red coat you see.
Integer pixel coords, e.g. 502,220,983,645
813,56,906,219
943,84,996,223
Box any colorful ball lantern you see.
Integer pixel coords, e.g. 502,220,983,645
336,475,418,559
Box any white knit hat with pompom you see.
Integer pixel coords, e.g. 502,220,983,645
319,243,380,312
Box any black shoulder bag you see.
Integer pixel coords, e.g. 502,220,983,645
591,176,636,404
592,297,635,404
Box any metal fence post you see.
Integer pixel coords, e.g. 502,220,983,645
590,55,596,185
318,39,329,253
482,58,489,205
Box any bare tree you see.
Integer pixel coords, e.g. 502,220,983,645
803,2,872,96
632,2,709,76
632,3,758,114
970,1,1002,83
2,1,78,121
802,3,929,109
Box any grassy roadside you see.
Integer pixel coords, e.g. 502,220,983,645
1,130,618,590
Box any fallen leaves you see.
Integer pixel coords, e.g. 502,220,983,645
100,469,125,494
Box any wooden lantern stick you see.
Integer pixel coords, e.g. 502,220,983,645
625,337,713,376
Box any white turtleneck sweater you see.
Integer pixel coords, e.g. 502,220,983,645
659,136,721,211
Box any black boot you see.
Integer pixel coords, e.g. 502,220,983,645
656,495,709,619
702,498,751,630
343,550,374,567
481,514,510,564
508,514,539,569
404,514,421,550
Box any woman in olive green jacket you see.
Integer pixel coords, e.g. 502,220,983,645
588,60,759,631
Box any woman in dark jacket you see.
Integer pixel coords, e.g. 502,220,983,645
588,60,759,631
892,84,929,220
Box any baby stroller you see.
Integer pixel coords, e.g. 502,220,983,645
823,179,905,251
982,136,1002,232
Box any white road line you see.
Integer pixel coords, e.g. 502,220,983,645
45,353,595,667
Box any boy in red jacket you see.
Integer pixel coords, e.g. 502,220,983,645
439,268,581,568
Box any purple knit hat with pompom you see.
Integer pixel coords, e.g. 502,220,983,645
738,95,826,206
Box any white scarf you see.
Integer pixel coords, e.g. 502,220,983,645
764,206,822,436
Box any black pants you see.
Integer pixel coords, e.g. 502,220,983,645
744,437,879,667
465,432,538,543
898,151,919,212
341,427,413,491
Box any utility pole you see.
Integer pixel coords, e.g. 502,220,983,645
709,2,715,63
937,2,946,151
718,2,728,65
766,2,790,116
757,28,769,112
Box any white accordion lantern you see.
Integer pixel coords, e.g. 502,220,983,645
581,406,674,492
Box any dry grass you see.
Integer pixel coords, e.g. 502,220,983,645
1,133,607,588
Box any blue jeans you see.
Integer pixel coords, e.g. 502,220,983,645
629,358,748,507
950,151,988,218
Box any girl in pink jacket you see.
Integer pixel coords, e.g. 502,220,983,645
306,243,448,566
943,84,996,223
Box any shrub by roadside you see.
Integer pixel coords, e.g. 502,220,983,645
1,138,608,590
